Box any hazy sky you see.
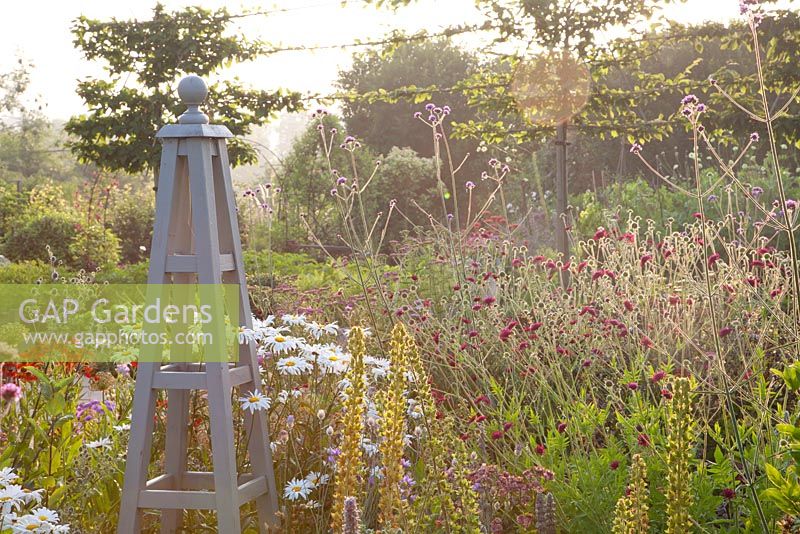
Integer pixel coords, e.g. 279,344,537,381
0,0,792,120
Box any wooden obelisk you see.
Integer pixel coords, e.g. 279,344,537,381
117,75,278,533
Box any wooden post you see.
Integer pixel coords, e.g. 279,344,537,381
117,75,279,533
554,120,570,287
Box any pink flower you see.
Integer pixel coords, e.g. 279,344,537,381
637,433,651,447
641,335,654,349
482,296,496,306
708,252,721,267
627,382,639,391
0,383,22,403
721,487,736,500
651,370,666,383
719,327,733,338
491,430,504,440
557,421,567,433
535,443,546,455
610,460,620,470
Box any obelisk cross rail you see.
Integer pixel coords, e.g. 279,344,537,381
117,74,279,533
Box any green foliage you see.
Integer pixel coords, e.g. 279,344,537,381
0,260,58,284
109,188,154,264
338,39,479,159
762,362,800,518
65,3,302,175
277,114,376,244
1,211,77,265
68,223,121,272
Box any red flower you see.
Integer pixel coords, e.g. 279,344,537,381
491,430,504,440
475,395,491,405
708,252,721,267
512,257,523,268
593,227,608,240
503,422,513,431
582,359,592,368
610,460,620,470
637,433,651,447
483,296,496,306
721,488,736,500
640,254,653,267
557,421,567,433
592,270,604,281
641,335,654,349
668,295,680,305
651,370,666,383
499,328,512,342
535,443,546,455
719,327,733,338
627,382,639,391
661,388,673,400
692,212,702,219
624,300,634,312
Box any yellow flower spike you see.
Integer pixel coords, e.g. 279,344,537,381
666,377,694,534
331,326,367,533
613,454,649,534
379,323,411,529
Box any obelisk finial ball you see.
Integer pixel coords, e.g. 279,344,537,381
177,75,208,105
176,75,210,125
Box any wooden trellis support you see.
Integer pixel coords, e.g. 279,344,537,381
117,75,278,533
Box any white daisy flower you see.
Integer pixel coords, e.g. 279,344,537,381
18,488,43,505
0,467,19,486
270,442,279,453
362,440,379,457
305,321,338,340
265,334,304,354
281,313,307,326
238,326,261,345
85,437,112,450
0,484,24,511
10,515,46,532
319,350,350,374
113,423,131,432
300,344,327,362
283,478,313,501
29,507,59,524
407,399,424,419
239,391,271,413
344,326,372,337
277,356,312,375
304,471,330,488
252,315,275,331
277,390,290,404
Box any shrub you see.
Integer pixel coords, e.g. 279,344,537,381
109,188,154,264
68,223,121,272
0,260,58,284
1,211,77,265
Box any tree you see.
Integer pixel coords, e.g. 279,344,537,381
65,3,302,182
451,0,689,264
337,39,479,160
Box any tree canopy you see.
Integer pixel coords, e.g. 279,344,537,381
65,3,302,177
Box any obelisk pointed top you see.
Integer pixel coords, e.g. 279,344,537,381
177,75,209,125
